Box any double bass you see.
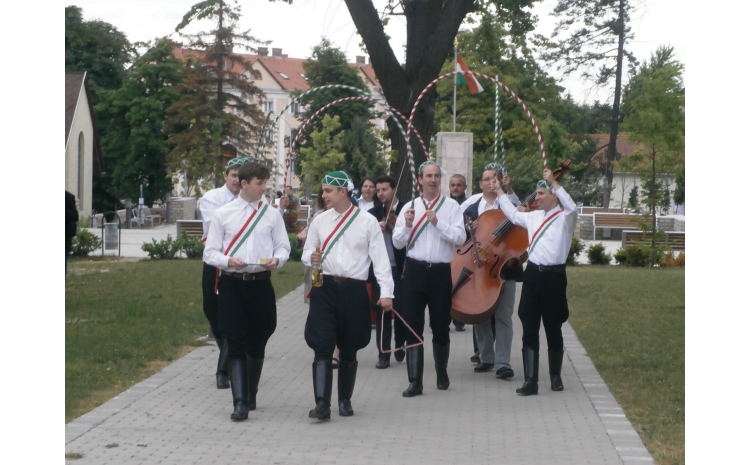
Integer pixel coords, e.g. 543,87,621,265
450,160,571,324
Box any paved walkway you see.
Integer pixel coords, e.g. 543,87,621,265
65,282,653,465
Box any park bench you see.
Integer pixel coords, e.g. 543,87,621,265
621,230,685,250
593,213,643,240
176,220,204,238
580,207,622,215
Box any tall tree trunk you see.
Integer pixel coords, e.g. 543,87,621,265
215,2,225,186
604,0,626,208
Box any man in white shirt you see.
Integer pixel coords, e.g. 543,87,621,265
496,168,578,396
460,165,522,381
392,162,466,397
199,156,249,390
203,162,291,420
302,171,394,420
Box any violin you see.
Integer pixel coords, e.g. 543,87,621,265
450,160,571,324
381,199,398,234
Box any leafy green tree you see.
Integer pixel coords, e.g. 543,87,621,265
673,170,685,207
659,180,672,215
299,115,347,192
166,0,266,189
95,38,184,210
65,5,134,100
66,5,135,212
293,39,381,185
278,0,541,200
540,0,639,208
620,46,685,267
431,19,591,200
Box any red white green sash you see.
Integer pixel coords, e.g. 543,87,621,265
224,201,269,257
320,205,360,263
528,209,563,255
406,195,446,251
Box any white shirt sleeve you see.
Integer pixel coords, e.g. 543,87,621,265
203,209,229,268
368,220,394,298
271,209,291,267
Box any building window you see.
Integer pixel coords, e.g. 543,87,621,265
290,101,299,115
263,101,274,114
77,132,85,204
299,73,306,80
276,71,290,80
252,70,262,80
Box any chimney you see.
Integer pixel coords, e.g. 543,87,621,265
272,48,282,58
356,56,365,64
258,47,268,57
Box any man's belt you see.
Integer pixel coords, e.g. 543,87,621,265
405,257,450,269
221,270,272,281
527,262,566,274
323,275,366,284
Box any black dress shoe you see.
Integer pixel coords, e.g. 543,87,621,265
394,349,405,362
338,400,354,417
470,354,480,363
454,323,466,332
231,401,249,421
474,362,493,372
309,400,331,420
376,358,390,369
496,367,514,379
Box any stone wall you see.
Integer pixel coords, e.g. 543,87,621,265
435,132,473,195
170,197,197,222
578,215,593,240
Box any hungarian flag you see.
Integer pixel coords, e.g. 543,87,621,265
455,55,484,94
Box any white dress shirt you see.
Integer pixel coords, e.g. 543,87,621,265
199,184,237,240
301,206,394,298
203,197,291,273
358,197,375,211
392,194,466,263
498,186,578,266
461,192,520,213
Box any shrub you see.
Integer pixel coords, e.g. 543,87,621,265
142,235,180,259
662,251,685,267
586,242,612,265
71,228,102,256
176,233,204,259
288,233,303,261
567,236,584,266
614,243,669,267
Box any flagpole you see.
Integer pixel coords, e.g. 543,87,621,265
453,37,457,132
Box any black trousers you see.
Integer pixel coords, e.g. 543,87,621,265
400,259,453,346
305,278,371,362
517,263,569,352
202,263,222,339
217,275,277,359
372,266,405,358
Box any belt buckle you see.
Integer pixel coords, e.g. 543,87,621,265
242,273,252,281
426,262,432,269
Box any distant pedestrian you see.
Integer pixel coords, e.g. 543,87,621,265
65,191,79,273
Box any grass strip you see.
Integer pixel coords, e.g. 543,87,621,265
65,258,305,422
567,267,684,465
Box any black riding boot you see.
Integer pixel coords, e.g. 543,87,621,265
402,346,424,397
549,349,564,391
516,347,539,396
229,357,249,420
246,356,265,410
309,359,332,420
215,338,230,389
433,343,450,390
337,360,358,416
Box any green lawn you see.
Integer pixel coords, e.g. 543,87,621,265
65,258,305,422
567,267,685,465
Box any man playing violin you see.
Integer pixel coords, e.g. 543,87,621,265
392,162,466,397
367,175,407,368
460,164,523,380
495,168,578,396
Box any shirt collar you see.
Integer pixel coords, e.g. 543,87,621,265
238,196,263,210
544,205,562,218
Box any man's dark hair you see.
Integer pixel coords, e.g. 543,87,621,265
238,162,270,183
375,175,397,189
276,190,282,198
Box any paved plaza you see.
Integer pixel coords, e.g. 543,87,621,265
66,274,653,464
